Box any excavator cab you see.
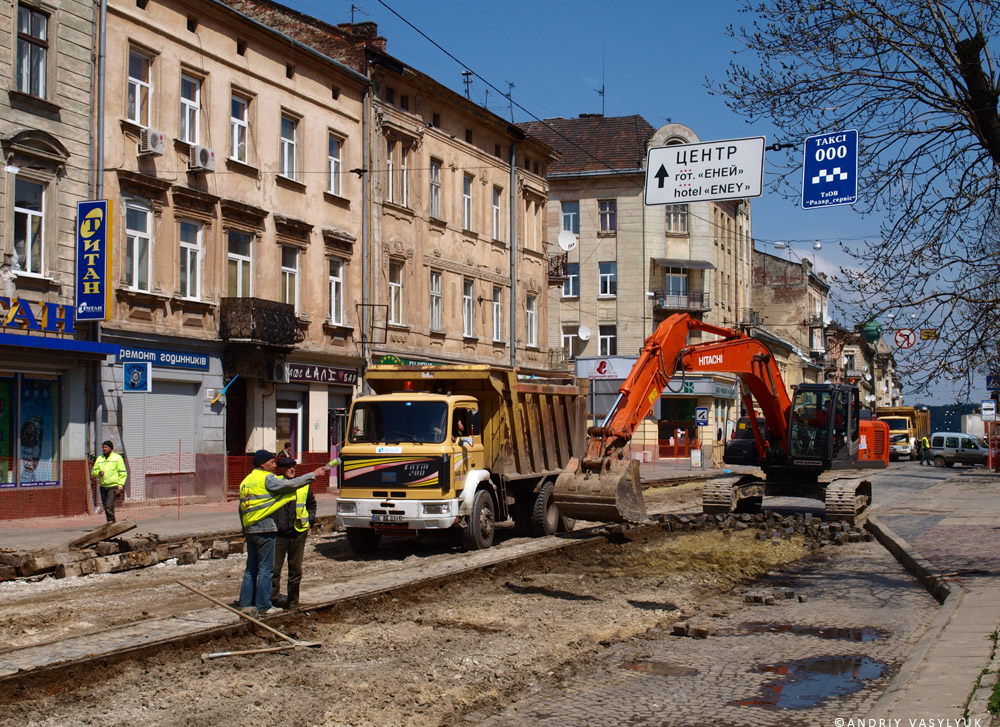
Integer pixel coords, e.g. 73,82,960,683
787,384,860,469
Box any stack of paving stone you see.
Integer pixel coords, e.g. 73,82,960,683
653,511,872,549
0,534,246,582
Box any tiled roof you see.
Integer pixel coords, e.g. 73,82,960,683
519,115,655,174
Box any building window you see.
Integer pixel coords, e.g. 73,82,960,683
386,140,394,202
429,270,442,330
492,187,502,240
178,220,201,299
525,295,537,347
462,174,473,231
561,201,579,234
492,286,502,342
127,50,152,127
13,176,44,275
385,140,408,207
227,230,252,297
665,267,687,296
281,245,298,311
561,325,580,360
125,202,151,291
328,135,342,195
598,199,617,232
280,115,297,180
562,262,579,298
329,257,343,325
462,278,474,337
388,260,403,325
400,145,408,207
599,325,617,356
429,159,442,219
179,74,200,144
666,204,688,234
599,261,617,296
525,199,539,250
230,94,249,163
16,5,47,98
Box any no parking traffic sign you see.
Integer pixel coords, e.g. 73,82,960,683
801,130,858,209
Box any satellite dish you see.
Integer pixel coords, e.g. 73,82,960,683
557,230,578,252
578,325,592,341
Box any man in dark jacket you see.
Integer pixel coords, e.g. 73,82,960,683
271,457,317,610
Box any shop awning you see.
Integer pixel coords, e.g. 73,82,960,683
653,258,716,270
0,331,118,357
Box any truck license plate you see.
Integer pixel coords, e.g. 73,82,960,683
372,514,403,523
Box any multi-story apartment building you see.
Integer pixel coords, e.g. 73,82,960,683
100,0,368,501
218,2,559,372
0,0,108,516
522,116,752,463
749,247,828,387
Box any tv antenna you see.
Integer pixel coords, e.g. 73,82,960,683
505,81,515,122
594,41,605,116
462,70,473,100
350,4,368,22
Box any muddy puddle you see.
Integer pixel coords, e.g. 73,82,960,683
729,654,886,709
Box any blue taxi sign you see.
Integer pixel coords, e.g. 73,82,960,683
801,130,858,209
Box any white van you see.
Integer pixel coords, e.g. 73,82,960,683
927,432,989,468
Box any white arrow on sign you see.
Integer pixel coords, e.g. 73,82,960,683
894,328,916,349
645,136,765,205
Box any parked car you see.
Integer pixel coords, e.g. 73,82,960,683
927,432,989,468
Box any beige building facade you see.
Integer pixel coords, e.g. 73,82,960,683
100,0,368,498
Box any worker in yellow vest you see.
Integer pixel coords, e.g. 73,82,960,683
271,457,317,611
238,449,329,615
91,440,127,523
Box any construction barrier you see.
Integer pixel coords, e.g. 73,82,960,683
0,452,336,528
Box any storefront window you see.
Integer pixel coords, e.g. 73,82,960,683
0,373,60,488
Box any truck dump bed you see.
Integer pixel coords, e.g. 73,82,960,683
365,365,588,481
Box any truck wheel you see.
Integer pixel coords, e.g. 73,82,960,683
557,515,577,532
933,456,947,468
461,489,495,550
528,480,559,537
346,527,381,553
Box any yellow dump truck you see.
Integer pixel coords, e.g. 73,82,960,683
876,406,932,461
334,365,588,552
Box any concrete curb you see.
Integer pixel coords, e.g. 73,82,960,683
864,514,966,719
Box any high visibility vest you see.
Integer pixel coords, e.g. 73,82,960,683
293,485,311,533
922,437,930,448
239,469,294,529
92,452,127,488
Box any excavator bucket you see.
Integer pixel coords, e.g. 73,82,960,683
553,456,649,524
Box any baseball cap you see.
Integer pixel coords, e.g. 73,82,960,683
253,449,276,468
276,456,296,468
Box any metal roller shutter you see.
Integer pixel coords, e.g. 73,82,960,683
122,380,197,474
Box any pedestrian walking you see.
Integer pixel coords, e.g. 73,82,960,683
270,458,316,611
91,440,127,523
279,441,293,459
238,449,329,615
920,435,932,465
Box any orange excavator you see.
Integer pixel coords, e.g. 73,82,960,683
553,313,889,525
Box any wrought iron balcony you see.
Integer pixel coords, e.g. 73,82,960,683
548,347,571,370
650,289,710,312
547,252,568,284
220,297,304,347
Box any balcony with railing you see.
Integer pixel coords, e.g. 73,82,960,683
739,308,761,326
650,289,710,312
547,252,568,285
220,297,305,347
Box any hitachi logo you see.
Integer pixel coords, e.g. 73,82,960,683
698,354,723,366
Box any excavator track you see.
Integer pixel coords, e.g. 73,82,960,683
823,477,872,525
702,475,766,514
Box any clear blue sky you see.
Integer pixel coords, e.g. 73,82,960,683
278,0,989,407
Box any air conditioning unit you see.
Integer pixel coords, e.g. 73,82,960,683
266,361,288,383
138,128,166,156
188,144,216,173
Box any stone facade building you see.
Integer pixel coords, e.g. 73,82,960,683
0,0,107,516
99,0,369,500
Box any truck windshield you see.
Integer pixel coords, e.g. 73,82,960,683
879,417,909,431
348,400,449,444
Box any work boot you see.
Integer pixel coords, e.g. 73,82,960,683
259,606,283,615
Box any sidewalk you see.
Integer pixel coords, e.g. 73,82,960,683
866,469,1000,723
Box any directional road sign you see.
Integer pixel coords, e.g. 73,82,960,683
645,136,765,205
801,129,858,209
695,406,709,426
894,328,916,349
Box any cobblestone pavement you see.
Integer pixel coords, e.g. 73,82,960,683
466,539,938,727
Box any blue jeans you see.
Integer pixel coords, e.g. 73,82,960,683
239,531,277,610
